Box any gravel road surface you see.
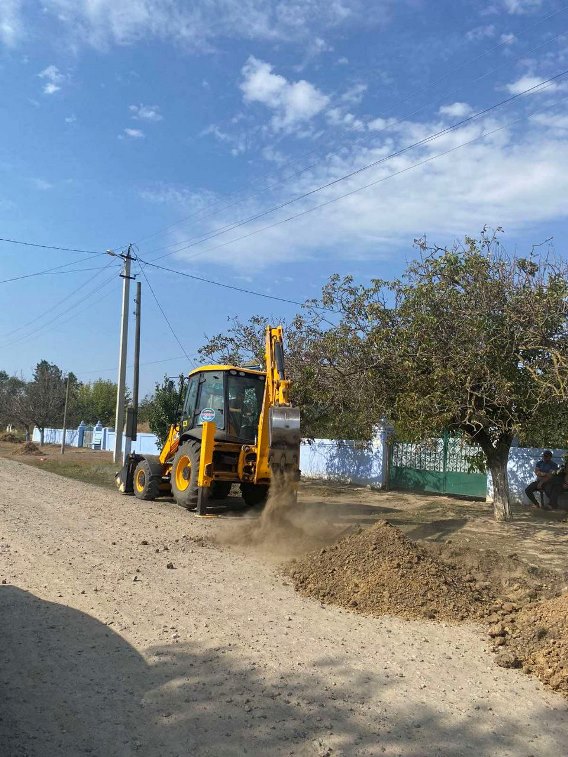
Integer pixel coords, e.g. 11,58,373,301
1,457,566,756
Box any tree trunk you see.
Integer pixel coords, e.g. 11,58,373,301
484,438,513,521
39,427,44,446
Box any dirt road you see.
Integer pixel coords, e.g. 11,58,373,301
1,457,567,756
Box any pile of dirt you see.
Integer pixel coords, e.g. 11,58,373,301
489,592,568,696
0,432,20,443
18,442,41,456
425,542,566,605
284,520,496,622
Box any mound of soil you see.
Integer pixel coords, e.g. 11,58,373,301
284,520,496,622
19,442,41,455
491,593,568,696
0,432,20,443
426,542,566,605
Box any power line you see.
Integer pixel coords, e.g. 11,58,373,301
0,261,114,285
172,92,568,260
0,236,103,255
0,261,121,339
138,263,192,362
144,70,568,263
138,258,332,310
132,11,568,255
0,265,119,349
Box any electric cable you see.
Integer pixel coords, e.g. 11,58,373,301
138,258,333,310
0,237,103,255
130,9,568,253
162,92,568,261
137,262,192,362
0,262,115,285
144,70,568,262
0,260,120,339
0,264,120,349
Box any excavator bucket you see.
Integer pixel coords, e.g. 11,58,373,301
268,406,301,478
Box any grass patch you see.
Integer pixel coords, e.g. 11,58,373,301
0,442,118,490
35,460,118,490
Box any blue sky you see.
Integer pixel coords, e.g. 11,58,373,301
1,0,568,397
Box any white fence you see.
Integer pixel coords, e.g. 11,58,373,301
32,424,565,502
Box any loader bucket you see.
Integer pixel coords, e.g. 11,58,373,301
115,454,140,494
268,405,301,477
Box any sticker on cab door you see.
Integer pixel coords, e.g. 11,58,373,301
199,408,216,422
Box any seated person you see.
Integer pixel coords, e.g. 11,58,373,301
525,450,559,509
228,396,243,436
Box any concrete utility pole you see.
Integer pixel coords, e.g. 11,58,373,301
124,280,141,459
113,246,134,464
60,375,71,455
132,280,142,436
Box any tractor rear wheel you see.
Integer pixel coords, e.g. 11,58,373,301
133,459,160,501
240,483,269,507
171,440,200,510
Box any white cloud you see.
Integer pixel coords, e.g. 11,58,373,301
129,103,163,121
65,114,77,124
326,107,365,131
503,0,542,14
0,0,23,46
367,116,397,131
505,75,557,95
38,64,67,95
43,0,386,51
341,83,367,106
29,178,54,190
439,102,473,118
152,100,568,270
240,57,329,132
121,128,145,139
530,112,568,130
466,25,495,41
500,33,516,45
202,124,247,155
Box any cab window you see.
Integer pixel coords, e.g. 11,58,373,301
182,377,199,425
195,372,225,430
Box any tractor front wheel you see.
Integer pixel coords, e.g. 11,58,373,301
171,440,200,510
240,483,269,507
133,459,160,501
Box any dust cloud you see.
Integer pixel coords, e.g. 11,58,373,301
217,474,345,559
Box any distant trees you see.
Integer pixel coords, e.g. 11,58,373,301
75,380,118,426
0,364,121,441
24,361,74,445
145,375,185,447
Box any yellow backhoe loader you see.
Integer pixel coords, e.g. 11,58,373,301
115,325,300,515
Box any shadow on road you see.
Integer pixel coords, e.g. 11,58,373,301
1,586,566,756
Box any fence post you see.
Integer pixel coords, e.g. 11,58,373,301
442,431,449,494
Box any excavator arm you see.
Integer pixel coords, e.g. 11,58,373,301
255,326,301,481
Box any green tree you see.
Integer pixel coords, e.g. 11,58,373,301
146,375,185,447
0,372,27,433
24,361,69,445
200,232,568,521
76,379,119,426
300,232,568,520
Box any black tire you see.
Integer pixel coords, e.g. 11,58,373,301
171,440,201,509
133,459,160,501
240,483,269,507
210,481,232,500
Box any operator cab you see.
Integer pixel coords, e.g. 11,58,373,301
180,366,266,444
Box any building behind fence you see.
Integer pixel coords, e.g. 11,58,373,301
32,422,565,506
